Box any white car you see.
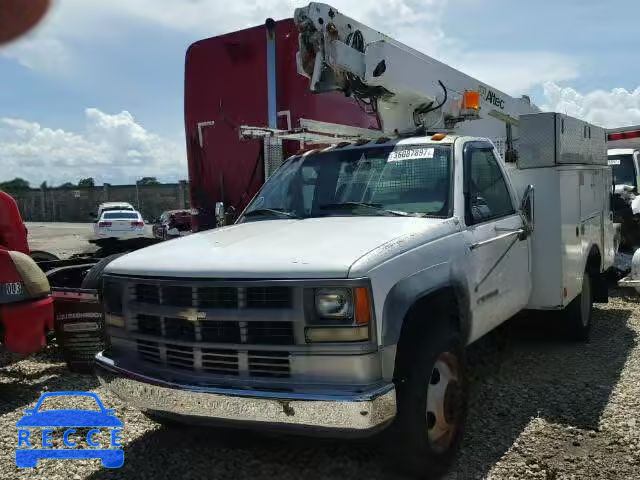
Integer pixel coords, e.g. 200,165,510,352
96,202,135,218
94,210,146,240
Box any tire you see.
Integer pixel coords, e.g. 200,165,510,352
562,271,593,342
80,253,125,291
59,253,124,374
388,313,468,479
30,250,60,262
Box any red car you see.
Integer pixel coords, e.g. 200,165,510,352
0,191,54,355
152,210,192,240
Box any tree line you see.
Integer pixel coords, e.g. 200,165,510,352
0,177,162,193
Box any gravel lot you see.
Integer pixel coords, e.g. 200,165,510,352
1,292,638,479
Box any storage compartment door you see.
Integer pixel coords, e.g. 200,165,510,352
580,169,606,269
560,170,583,305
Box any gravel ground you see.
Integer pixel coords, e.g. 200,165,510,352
26,223,96,259
1,293,639,479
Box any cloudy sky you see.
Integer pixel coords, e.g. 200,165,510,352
1,0,639,186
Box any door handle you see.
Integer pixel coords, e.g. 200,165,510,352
470,230,523,250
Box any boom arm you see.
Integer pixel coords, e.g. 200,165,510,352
294,3,538,134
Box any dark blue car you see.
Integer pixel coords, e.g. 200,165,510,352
16,391,124,468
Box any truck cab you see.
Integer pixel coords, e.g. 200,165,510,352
609,148,639,193
607,127,640,251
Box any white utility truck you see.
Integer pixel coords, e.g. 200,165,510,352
608,125,640,193
95,3,614,477
607,126,640,252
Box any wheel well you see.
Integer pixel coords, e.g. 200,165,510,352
586,246,601,274
393,288,460,381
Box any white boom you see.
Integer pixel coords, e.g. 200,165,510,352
294,3,539,135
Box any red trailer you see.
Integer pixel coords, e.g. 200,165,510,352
184,18,378,231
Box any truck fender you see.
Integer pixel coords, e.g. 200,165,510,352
380,262,470,381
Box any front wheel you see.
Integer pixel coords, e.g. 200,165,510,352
388,323,468,478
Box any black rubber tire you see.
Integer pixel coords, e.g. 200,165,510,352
388,314,468,479
59,253,123,374
80,253,125,291
30,250,60,262
562,271,593,342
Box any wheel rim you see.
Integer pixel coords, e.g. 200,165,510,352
426,352,461,453
581,274,591,328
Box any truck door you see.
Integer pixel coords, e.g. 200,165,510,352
462,142,531,339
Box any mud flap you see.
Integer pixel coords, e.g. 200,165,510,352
593,272,609,303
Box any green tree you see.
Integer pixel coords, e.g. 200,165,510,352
0,177,30,193
40,181,48,189
137,177,161,185
78,177,95,187
58,182,76,188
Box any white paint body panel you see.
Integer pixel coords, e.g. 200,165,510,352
508,165,614,308
106,216,454,280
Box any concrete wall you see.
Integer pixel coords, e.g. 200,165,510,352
10,182,190,222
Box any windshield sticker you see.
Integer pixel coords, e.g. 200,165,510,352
608,159,621,166
389,148,435,162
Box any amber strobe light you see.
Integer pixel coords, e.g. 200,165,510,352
463,90,481,111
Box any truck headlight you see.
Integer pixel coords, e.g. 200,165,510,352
315,288,352,319
307,287,372,343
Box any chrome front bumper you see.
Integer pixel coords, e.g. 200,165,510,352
95,353,396,436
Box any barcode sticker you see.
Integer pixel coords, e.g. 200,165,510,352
608,159,621,166
389,148,435,161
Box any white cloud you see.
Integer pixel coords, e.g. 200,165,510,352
0,109,185,186
451,52,579,95
1,36,71,74
541,82,640,128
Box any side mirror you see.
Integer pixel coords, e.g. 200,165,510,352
215,202,226,227
520,185,534,236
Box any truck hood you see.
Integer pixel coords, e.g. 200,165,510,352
106,216,456,279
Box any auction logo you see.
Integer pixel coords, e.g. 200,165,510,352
15,391,124,468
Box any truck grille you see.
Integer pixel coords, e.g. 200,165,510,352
133,284,292,309
133,314,294,345
127,280,296,379
135,341,290,378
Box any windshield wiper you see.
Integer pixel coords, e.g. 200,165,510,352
243,208,301,219
318,202,411,217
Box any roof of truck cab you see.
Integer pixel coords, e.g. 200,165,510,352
609,148,637,155
326,134,492,149
100,202,133,207
608,125,640,134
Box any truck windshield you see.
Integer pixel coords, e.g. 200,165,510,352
609,154,636,188
240,144,452,221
